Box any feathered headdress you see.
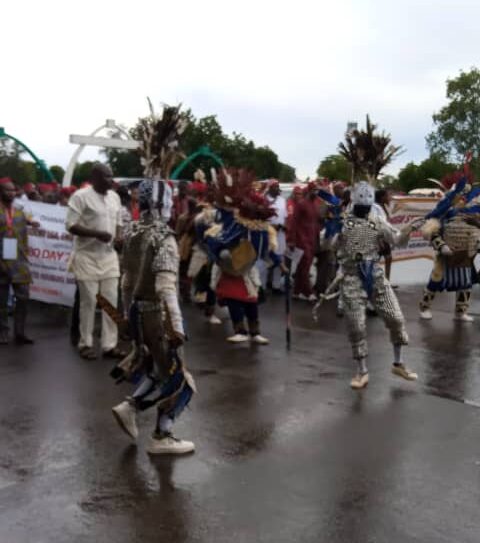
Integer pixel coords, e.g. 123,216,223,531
212,168,254,208
338,115,402,184
137,99,188,179
212,168,276,221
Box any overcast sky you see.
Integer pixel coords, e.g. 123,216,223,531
2,0,479,179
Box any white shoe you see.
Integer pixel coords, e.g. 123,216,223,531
251,334,269,345
392,364,418,381
419,309,433,320
350,373,369,389
207,314,222,324
193,292,207,304
112,401,138,440
227,333,249,343
297,293,317,302
146,434,195,455
454,313,474,322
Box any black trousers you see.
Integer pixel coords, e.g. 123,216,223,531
225,299,259,335
0,282,29,336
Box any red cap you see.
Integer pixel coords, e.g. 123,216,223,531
38,183,53,193
0,177,13,186
61,186,77,196
190,181,207,194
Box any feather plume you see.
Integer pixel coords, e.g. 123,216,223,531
212,168,276,221
137,100,188,179
338,115,403,185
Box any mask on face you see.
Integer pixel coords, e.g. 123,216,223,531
353,204,371,218
351,181,375,207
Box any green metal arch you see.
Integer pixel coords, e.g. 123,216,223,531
0,127,54,182
171,145,224,180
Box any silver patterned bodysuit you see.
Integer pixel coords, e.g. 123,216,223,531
118,213,194,421
335,214,409,360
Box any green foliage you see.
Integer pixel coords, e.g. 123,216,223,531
394,155,456,193
73,161,96,184
316,154,351,181
0,140,50,184
427,67,480,169
104,148,143,178
49,165,65,182
376,174,397,188
278,162,296,182
103,109,296,181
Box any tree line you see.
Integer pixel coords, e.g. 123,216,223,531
2,66,480,188
0,110,297,185
317,67,480,192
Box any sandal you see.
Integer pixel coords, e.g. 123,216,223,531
79,346,97,360
103,347,127,359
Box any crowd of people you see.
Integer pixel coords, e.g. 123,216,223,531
1,104,479,456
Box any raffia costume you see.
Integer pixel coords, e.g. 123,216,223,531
202,171,280,343
111,104,195,455
419,177,480,321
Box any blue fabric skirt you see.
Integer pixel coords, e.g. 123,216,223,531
428,266,473,292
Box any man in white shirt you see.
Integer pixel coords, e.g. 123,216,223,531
266,180,287,292
66,163,123,360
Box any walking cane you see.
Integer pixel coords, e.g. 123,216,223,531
284,258,292,350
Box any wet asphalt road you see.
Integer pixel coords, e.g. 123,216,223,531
1,285,480,543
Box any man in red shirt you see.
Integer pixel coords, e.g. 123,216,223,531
287,181,320,301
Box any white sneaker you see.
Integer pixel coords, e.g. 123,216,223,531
297,293,317,302
146,434,195,455
112,401,138,440
419,309,433,320
207,314,222,324
350,373,369,389
193,292,207,303
392,364,418,381
227,333,249,343
454,313,474,322
251,334,269,345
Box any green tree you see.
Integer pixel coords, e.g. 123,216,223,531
427,67,480,171
395,155,456,193
278,162,296,182
102,108,296,181
316,154,351,181
104,149,143,178
49,165,65,182
73,161,96,184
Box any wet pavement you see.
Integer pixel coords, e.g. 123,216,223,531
1,285,480,542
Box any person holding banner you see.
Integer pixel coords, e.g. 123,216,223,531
66,163,124,360
0,178,34,345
